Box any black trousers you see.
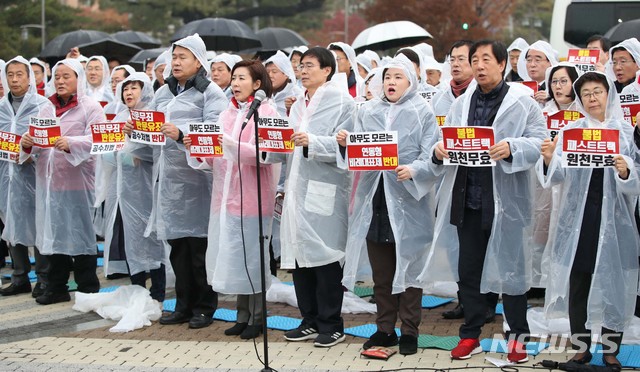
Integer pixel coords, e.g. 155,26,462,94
167,237,217,317
292,260,344,335
0,219,8,265
130,264,166,302
457,208,530,340
48,254,100,294
569,267,623,356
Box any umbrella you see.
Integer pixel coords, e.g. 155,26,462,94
75,37,142,63
170,17,261,52
40,30,110,64
351,21,432,53
257,27,308,51
112,31,161,49
128,47,167,71
604,19,640,44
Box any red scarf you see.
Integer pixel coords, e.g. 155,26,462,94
36,81,46,96
231,95,254,109
49,94,78,117
450,76,473,98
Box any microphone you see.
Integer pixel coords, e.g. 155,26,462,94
241,90,267,129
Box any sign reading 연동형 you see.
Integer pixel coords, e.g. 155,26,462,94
561,128,618,168
567,49,600,73
257,116,295,153
442,126,495,167
90,122,126,154
0,131,21,162
346,131,398,171
29,117,61,148
546,110,583,140
188,122,223,158
129,110,166,145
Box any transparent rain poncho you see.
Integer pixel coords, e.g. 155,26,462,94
535,72,640,332
329,42,364,98
264,51,304,117
265,80,356,269
103,64,136,119
0,57,55,246
340,55,440,294
146,33,227,240
516,40,559,83
421,81,547,296
99,72,164,276
195,99,281,294
29,57,53,97
85,55,115,105
21,58,106,255
605,37,640,87
211,53,242,100
505,37,529,79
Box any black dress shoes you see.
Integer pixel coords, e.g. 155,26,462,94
225,322,248,336
399,335,418,355
0,282,32,296
442,303,464,319
188,314,213,329
35,291,71,305
240,324,263,339
159,311,191,325
31,282,47,298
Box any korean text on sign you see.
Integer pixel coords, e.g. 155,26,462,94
257,116,295,153
561,128,618,168
346,131,399,171
29,117,61,148
90,122,126,154
621,103,640,127
546,110,583,140
129,110,166,145
567,49,600,73
188,122,223,158
0,130,22,163
418,91,436,105
436,116,446,127
442,126,496,167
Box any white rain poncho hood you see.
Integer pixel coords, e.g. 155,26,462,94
413,43,434,58
23,58,106,256
508,37,529,53
153,49,171,82
605,37,640,83
517,40,559,82
288,46,308,60
0,57,54,246
110,65,136,86
172,33,211,79
265,50,297,84
264,51,303,116
361,50,381,68
422,81,547,295
397,46,428,85
341,55,440,293
85,55,114,103
50,58,87,99
535,71,640,332
211,53,242,72
29,57,50,93
103,65,137,118
329,42,364,95
100,71,164,276
543,62,582,113
265,80,355,269
424,56,442,72
356,54,374,75
573,71,625,124
368,54,417,104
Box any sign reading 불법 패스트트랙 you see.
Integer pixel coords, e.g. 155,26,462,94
0,131,21,163
561,128,619,168
90,122,126,154
187,122,223,158
257,116,295,153
546,110,583,140
29,117,61,148
346,131,398,171
442,126,495,167
129,110,166,145
567,49,600,73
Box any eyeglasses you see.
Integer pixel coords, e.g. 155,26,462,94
551,78,570,87
297,63,318,71
612,59,633,67
580,89,606,100
449,56,468,64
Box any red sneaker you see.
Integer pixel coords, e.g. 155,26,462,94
507,340,529,363
450,338,482,360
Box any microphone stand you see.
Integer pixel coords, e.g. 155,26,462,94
249,109,274,372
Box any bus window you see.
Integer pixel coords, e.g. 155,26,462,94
565,2,640,47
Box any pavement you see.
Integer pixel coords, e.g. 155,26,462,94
0,261,575,371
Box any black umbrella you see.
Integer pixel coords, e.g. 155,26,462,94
170,17,261,52
604,19,640,44
75,37,142,64
40,30,110,64
112,31,162,49
256,27,308,51
128,47,167,71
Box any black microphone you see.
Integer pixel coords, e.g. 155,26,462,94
241,90,267,129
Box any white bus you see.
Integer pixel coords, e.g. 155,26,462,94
550,0,640,58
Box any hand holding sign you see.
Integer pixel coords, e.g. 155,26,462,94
336,130,348,147
123,120,134,136
54,137,70,152
161,122,180,141
395,165,412,181
541,135,559,166
21,133,34,149
434,141,448,160
533,90,548,104
488,141,511,161
183,136,192,150
614,155,629,180
291,132,309,147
